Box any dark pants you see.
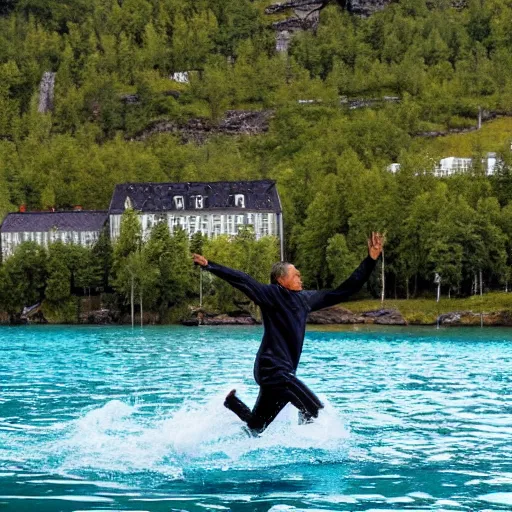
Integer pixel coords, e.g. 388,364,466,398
225,374,324,434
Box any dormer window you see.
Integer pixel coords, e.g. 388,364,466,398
235,194,245,208
174,196,184,210
192,195,204,209
124,196,133,209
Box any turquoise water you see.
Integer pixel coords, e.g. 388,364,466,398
1,325,511,512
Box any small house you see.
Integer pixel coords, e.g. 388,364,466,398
0,210,108,259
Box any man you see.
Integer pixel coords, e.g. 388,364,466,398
193,232,383,435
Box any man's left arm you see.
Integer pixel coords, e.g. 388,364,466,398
306,232,383,312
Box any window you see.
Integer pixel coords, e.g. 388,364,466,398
201,215,209,234
191,195,204,209
234,194,245,208
213,214,222,236
174,196,184,210
236,214,245,232
227,214,235,234
189,216,198,234
124,196,133,209
171,216,181,230
262,214,269,236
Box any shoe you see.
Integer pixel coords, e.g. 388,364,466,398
224,388,237,408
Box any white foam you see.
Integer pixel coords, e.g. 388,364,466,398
42,388,349,476
478,493,512,505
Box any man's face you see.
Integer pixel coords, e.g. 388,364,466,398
277,265,303,291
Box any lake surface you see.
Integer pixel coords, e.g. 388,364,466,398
0,325,511,511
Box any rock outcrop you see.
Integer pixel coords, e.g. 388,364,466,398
79,308,118,324
361,308,407,325
265,0,467,51
308,306,407,325
437,310,512,327
38,72,56,113
308,306,365,324
183,309,259,326
133,109,273,143
185,305,407,326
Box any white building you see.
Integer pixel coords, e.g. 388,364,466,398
170,72,189,83
0,211,108,260
435,157,473,176
388,152,499,177
108,180,284,259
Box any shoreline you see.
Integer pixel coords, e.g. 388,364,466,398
4,292,512,327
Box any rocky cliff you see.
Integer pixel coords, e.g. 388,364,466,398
265,0,467,51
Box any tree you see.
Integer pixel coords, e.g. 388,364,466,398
112,208,143,321
91,229,113,289
115,248,159,327
427,239,463,298
113,208,142,262
0,242,47,317
45,242,71,305
203,228,278,313
326,233,359,287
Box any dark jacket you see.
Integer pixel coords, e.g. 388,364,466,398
205,256,377,385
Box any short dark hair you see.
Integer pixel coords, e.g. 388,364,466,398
270,261,291,285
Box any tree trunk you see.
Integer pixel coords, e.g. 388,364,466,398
140,289,143,327
406,277,409,300
479,269,483,296
131,276,134,328
381,249,385,303
200,268,203,307
448,288,451,299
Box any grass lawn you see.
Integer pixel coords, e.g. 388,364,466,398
343,292,512,324
418,117,512,159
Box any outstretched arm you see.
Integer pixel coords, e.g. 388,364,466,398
305,232,383,312
193,254,273,307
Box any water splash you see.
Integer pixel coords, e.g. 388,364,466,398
38,389,349,478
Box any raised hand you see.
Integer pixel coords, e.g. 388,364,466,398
192,253,208,267
368,232,384,260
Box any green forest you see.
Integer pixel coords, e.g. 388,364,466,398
2,0,512,321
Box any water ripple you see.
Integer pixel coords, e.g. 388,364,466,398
0,325,511,511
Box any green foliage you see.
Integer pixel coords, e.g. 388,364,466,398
326,234,359,287
113,209,142,262
45,242,71,304
2,0,512,316
0,242,47,315
144,223,193,316
203,228,279,312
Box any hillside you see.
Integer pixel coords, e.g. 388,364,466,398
1,0,512,303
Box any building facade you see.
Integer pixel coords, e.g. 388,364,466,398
0,180,285,260
109,179,284,258
388,152,499,177
0,211,108,260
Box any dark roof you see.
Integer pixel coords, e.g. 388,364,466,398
109,180,281,214
1,211,108,233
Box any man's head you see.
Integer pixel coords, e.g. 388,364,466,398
270,262,303,291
